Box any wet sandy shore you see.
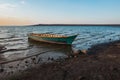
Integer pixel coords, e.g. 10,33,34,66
2,41,120,80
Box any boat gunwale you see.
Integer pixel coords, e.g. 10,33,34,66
29,33,67,38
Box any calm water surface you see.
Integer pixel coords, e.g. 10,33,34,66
0,26,120,61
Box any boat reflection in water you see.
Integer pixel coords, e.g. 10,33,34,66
27,39,73,63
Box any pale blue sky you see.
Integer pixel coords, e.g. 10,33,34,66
0,0,120,25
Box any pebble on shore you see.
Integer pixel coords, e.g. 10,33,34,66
73,49,87,55
0,45,6,53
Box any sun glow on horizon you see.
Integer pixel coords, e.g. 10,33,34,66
0,17,33,26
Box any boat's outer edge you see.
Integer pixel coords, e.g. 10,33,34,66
28,33,77,45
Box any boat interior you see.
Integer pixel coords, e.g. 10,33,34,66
30,33,66,38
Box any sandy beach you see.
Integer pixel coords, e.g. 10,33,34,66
1,40,119,80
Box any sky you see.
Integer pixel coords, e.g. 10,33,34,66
0,0,120,26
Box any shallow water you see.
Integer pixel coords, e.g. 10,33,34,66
0,26,120,61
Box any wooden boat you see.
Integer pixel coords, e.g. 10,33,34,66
28,33,77,45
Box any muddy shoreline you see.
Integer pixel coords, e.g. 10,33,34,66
1,41,120,80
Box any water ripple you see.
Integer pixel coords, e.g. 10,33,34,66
0,26,120,60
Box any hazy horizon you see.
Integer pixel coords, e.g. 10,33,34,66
0,0,120,26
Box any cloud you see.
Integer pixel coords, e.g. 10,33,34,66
0,0,27,10
20,0,27,4
0,3,16,9
21,1,25,4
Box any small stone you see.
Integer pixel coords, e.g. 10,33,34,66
73,49,82,55
11,71,14,74
109,66,118,71
17,64,19,66
0,45,6,52
25,64,29,67
9,66,13,68
25,61,28,63
81,50,87,54
68,53,74,58
77,76,85,80
74,55,78,58
31,57,36,61
48,57,50,60
112,67,118,72
98,75,104,80
0,68,4,73
109,38,112,41
51,58,54,60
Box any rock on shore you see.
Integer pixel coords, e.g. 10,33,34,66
0,45,6,53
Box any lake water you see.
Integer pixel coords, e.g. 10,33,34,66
0,26,120,61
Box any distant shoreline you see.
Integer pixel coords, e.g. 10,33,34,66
0,24,120,27
31,24,120,26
